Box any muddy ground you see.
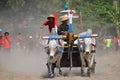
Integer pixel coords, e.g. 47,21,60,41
0,47,120,80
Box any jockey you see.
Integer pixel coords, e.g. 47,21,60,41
57,16,69,44
57,16,69,35
40,14,55,35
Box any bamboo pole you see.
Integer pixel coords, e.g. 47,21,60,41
80,12,83,32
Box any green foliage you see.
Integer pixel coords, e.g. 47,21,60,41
106,1,120,26
6,0,25,10
0,0,119,35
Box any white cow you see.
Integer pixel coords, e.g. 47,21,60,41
40,39,66,78
74,29,96,76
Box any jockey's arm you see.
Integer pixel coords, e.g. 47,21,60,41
40,21,48,29
40,25,44,29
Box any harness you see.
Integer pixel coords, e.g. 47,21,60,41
47,38,61,46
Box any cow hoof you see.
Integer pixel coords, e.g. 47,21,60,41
50,75,54,78
57,74,61,77
59,70,62,75
48,73,54,78
87,70,91,77
81,72,86,77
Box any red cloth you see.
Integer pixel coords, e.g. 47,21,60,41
2,36,12,49
54,12,58,27
43,20,55,33
114,37,118,43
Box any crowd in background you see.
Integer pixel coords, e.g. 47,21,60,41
97,35,120,53
0,30,120,54
0,13,120,54
0,30,41,53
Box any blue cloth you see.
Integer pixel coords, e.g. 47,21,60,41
0,28,2,32
57,50,64,54
80,33,91,38
49,35,60,39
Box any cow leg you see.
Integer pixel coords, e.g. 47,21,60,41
46,63,50,75
47,57,55,78
86,54,92,77
48,54,63,77
56,62,62,76
46,63,54,78
87,63,91,77
49,64,54,78
55,54,63,76
80,53,86,76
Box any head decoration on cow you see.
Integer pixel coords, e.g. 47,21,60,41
87,29,92,34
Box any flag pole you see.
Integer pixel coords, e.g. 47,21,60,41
80,12,83,32
68,0,73,32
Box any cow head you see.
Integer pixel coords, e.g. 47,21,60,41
47,39,60,57
84,38,96,54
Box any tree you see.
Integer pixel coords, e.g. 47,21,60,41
6,0,25,11
105,0,120,36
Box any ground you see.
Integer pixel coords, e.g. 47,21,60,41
0,48,120,80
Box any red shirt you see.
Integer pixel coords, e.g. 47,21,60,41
114,37,118,43
2,36,12,49
43,20,55,33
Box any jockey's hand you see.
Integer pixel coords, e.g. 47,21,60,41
40,26,44,29
40,27,43,29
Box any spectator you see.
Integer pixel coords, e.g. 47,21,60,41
2,32,12,53
16,33,23,48
104,36,112,53
113,35,119,51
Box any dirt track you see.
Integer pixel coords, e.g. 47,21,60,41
0,48,120,80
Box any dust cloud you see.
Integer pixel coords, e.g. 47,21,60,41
0,47,48,76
